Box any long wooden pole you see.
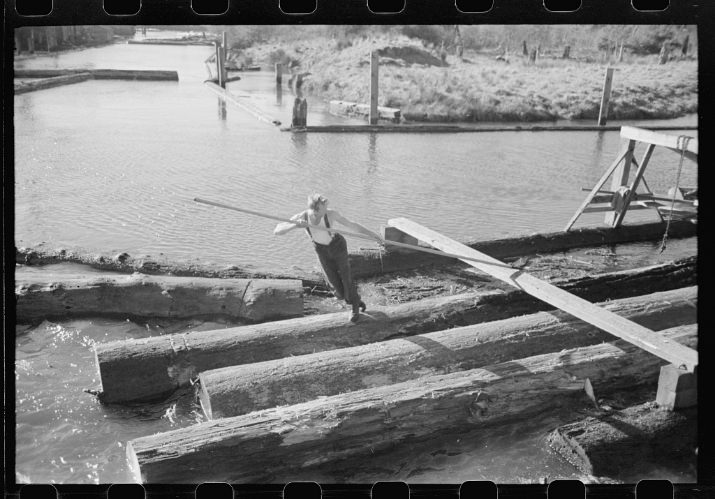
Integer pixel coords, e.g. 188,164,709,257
192,198,514,269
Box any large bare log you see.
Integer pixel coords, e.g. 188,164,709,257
546,401,696,478
350,223,696,278
94,260,695,404
127,324,696,483
16,273,303,323
198,287,697,418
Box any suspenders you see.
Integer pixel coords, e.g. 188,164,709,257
304,212,333,243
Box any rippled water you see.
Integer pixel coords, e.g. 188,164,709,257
13,36,697,484
14,40,697,272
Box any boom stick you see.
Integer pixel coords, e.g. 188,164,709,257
193,197,514,269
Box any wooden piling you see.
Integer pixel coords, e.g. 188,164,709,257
215,42,225,88
276,63,283,105
275,63,283,86
598,67,615,126
369,51,379,125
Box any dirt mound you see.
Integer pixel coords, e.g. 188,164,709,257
377,45,447,67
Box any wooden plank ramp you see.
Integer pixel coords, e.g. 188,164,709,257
388,218,698,371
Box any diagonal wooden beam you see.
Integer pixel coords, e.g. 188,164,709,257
637,174,665,222
605,139,637,226
613,144,657,227
564,147,629,231
388,217,698,371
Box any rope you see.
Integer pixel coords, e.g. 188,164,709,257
659,135,691,253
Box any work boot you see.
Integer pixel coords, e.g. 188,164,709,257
350,301,360,323
359,300,366,312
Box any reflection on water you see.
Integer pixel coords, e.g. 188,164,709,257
14,42,697,272
13,40,697,484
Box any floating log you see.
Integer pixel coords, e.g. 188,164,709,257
349,222,697,278
14,68,179,81
198,287,697,418
16,273,303,323
205,81,281,126
94,261,695,404
15,222,697,283
329,100,401,123
546,401,696,478
281,124,697,134
15,73,92,94
127,324,695,483
127,39,215,46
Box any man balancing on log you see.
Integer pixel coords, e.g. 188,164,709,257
274,193,384,323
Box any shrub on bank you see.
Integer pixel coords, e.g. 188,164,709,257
247,35,697,123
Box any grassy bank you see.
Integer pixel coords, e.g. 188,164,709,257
245,36,697,123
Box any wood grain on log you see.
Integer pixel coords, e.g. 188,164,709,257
94,261,695,404
198,287,697,418
547,401,696,478
127,324,695,483
16,273,303,323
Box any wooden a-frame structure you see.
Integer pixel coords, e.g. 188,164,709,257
565,126,698,231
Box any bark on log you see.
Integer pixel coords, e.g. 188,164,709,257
94,260,695,404
349,223,696,278
16,273,303,323
198,287,697,419
14,68,179,80
14,73,92,94
546,401,696,478
127,324,695,483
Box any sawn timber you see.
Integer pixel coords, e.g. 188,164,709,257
127,324,696,483
197,287,697,419
94,259,695,403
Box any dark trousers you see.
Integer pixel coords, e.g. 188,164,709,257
313,234,359,305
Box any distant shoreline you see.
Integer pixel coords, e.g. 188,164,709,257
245,37,698,124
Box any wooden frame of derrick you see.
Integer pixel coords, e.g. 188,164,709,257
565,126,698,231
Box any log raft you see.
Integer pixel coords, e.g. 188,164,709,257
15,221,696,282
547,401,697,478
198,287,697,419
388,217,697,370
94,260,695,404
350,221,696,278
127,324,696,483
16,273,303,323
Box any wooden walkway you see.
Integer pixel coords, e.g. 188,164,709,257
388,217,698,371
